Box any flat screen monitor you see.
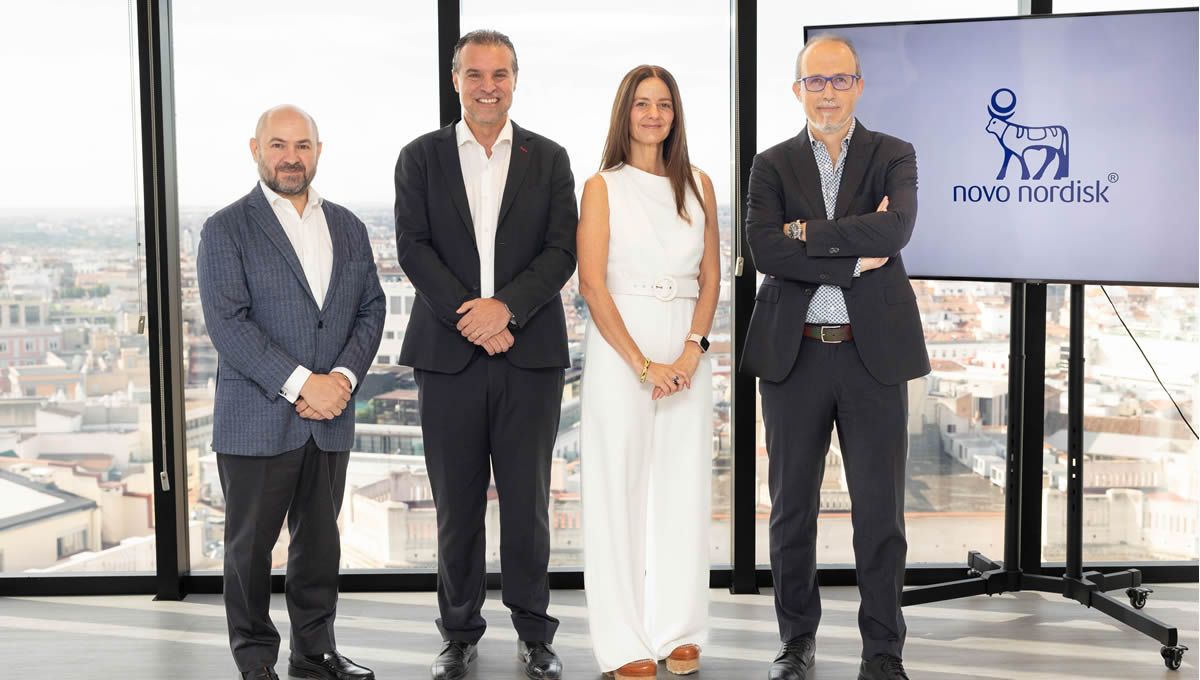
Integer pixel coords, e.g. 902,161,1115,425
807,8,1199,285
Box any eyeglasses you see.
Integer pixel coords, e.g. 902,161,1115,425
796,74,860,92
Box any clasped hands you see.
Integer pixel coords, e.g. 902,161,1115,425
642,342,704,401
784,195,891,273
296,372,351,420
456,297,514,356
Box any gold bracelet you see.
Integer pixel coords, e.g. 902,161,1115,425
639,357,651,384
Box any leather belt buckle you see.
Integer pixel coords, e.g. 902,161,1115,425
653,276,678,302
819,325,843,344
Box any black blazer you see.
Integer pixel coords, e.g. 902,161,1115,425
394,121,578,374
741,120,930,386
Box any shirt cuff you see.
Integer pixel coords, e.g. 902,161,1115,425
852,258,863,278
331,367,358,392
280,365,312,404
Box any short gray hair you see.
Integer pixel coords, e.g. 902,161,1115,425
795,34,862,79
452,29,518,73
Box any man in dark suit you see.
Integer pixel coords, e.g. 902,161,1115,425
393,30,576,680
742,36,930,680
197,105,385,680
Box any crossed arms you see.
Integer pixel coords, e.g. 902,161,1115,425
745,143,917,285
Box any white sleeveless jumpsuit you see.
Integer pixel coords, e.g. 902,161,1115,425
581,164,712,672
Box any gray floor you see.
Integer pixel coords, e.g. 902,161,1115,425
0,584,1196,679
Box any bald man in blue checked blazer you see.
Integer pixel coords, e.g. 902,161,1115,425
197,105,385,680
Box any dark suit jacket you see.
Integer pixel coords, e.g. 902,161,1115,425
197,185,386,455
393,121,578,374
741,120,930,386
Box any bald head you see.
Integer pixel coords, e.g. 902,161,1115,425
249,104,322,198
795,34,862,80
255,104,320,143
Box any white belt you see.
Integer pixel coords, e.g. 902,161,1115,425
607,273,699,302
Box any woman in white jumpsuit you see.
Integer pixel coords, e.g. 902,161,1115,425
577,65,721,680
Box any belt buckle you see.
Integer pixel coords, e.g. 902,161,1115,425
819,325,842,344
653,276,678,302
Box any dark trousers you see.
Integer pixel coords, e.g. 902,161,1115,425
760,338,909,659
415,352,564,644
218,437,349,672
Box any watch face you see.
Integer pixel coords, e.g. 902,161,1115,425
699,336,710,352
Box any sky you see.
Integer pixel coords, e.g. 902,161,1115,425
3,0,1164,213
1,0,142,211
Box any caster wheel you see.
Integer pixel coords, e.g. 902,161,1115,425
1127,586,1153,609
1161,644,1187,670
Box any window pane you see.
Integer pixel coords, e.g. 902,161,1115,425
1055,0,1182,12
754,1,1015,566
174,0,437,571
462,0,735,567
757,1,1017,153
0,0,154,574
1041,286,1199,563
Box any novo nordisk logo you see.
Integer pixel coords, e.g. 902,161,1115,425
952,88,1115,204
986,88,1068,180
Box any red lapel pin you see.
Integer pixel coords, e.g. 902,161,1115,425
519,145,528,153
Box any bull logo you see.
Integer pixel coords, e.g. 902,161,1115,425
985,88,1069,180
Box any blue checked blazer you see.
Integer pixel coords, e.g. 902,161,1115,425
197,184,386,456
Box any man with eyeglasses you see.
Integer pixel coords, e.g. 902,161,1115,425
742,34,930,680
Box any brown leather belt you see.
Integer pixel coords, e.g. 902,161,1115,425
803,324,853,343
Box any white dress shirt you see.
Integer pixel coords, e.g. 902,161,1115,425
257,181,357,403
456,118,513,299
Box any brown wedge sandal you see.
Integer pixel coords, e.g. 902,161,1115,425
666,644,700,675
603,658,658,679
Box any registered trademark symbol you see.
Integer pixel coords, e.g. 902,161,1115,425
1107,173,1119,183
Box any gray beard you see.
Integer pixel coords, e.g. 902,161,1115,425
256,154,312,197
264,173,310,196
810,116,851,135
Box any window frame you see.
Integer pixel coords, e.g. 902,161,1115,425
1,0,1194,598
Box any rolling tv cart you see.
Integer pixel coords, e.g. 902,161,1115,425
900,283,1187,670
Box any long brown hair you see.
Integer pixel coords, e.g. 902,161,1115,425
600,65,703,223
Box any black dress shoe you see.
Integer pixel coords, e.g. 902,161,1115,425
288,651,375,680
858,654,910,680
518,641,563,679
240,666,279,680
767,635,816,680
431,640,477,680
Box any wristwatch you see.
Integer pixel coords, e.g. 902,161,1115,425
686,333,710,353
785,220,806,240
